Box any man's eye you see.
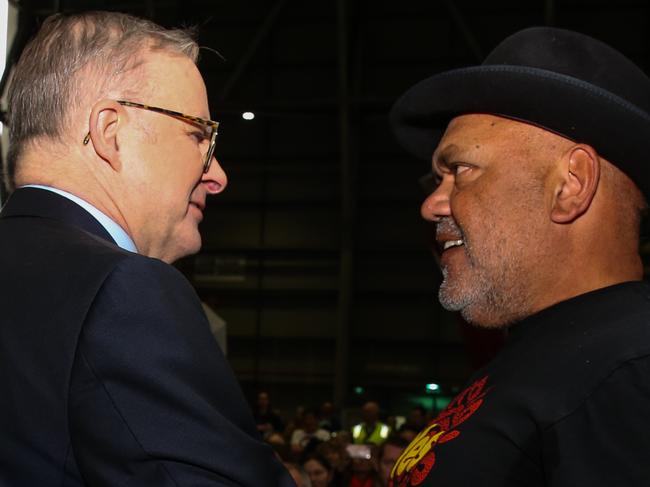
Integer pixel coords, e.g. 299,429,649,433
191,132,206,143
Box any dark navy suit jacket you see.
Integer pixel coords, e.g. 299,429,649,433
0,187,294,486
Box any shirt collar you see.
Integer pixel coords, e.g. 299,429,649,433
21,185,138,253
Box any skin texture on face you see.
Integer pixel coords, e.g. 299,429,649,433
422,114,574,327
112,51,227,262
303,459,332,487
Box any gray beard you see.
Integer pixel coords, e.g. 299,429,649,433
438,261,494,318
438,242,533,328
439,265,475,312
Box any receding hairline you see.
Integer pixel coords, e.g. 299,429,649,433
39,12,200,107
80,44,198,106
51,11,199,60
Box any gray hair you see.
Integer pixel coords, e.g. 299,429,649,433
5,11,199,190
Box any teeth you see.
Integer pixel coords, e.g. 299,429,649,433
443,239,464,250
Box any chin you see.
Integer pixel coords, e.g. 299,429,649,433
439,288,503,328
460,304,523,329
460,307,495,328
164,231,202,264
438,282,469,313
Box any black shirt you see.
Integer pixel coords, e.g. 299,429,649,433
390,281,650,486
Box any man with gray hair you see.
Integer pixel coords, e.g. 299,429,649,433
0,11,294,486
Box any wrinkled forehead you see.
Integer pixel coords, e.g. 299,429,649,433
431,114,509,169
433,113,573,169
438,114,532,148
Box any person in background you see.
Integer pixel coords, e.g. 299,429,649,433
319,401,342,433
351,402,390,446
396,406,429,444
343,444,379,487
254,390,285,438
375,436,409,487
317,438,350,486
302,453,338,487
291,408,332,457
405,405,428,432
284,405,306,443
267,432,292,464
396,424,419,444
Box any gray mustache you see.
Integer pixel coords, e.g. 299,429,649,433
436,217,463,240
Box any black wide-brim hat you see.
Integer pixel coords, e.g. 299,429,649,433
390,27,650,198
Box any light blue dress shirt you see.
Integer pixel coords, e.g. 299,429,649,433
22,185,138,253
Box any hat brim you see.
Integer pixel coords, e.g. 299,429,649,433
390,64,650,198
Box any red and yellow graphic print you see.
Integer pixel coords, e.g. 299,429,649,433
389,376,490,487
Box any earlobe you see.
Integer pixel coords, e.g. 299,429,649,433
550,144,600,223
85,100,123,171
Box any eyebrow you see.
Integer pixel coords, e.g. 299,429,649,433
433,143,460,170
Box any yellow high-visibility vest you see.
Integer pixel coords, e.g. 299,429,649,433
352,422,390,445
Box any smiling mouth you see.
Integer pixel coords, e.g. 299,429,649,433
443,239,464,250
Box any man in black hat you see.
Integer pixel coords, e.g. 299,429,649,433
388,27,650,486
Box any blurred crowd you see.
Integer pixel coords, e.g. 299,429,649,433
252,392,432,487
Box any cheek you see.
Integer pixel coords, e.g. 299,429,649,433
450,178,492,212
155,191,187,219
449,191,478,237
451,181,505,232
158,138,204,181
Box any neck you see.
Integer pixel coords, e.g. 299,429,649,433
15,153,132,241
525,238,642,321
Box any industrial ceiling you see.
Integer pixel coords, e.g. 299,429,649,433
3,0,649,413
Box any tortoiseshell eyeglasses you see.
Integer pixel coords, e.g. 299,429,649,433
83,100,219,173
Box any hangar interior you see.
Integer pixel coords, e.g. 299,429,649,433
2,0,650,420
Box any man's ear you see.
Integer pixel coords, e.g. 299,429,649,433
550,144,600,223
85,100,124,171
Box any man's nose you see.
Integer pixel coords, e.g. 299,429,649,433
202,157,228,194
420,177,452,222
